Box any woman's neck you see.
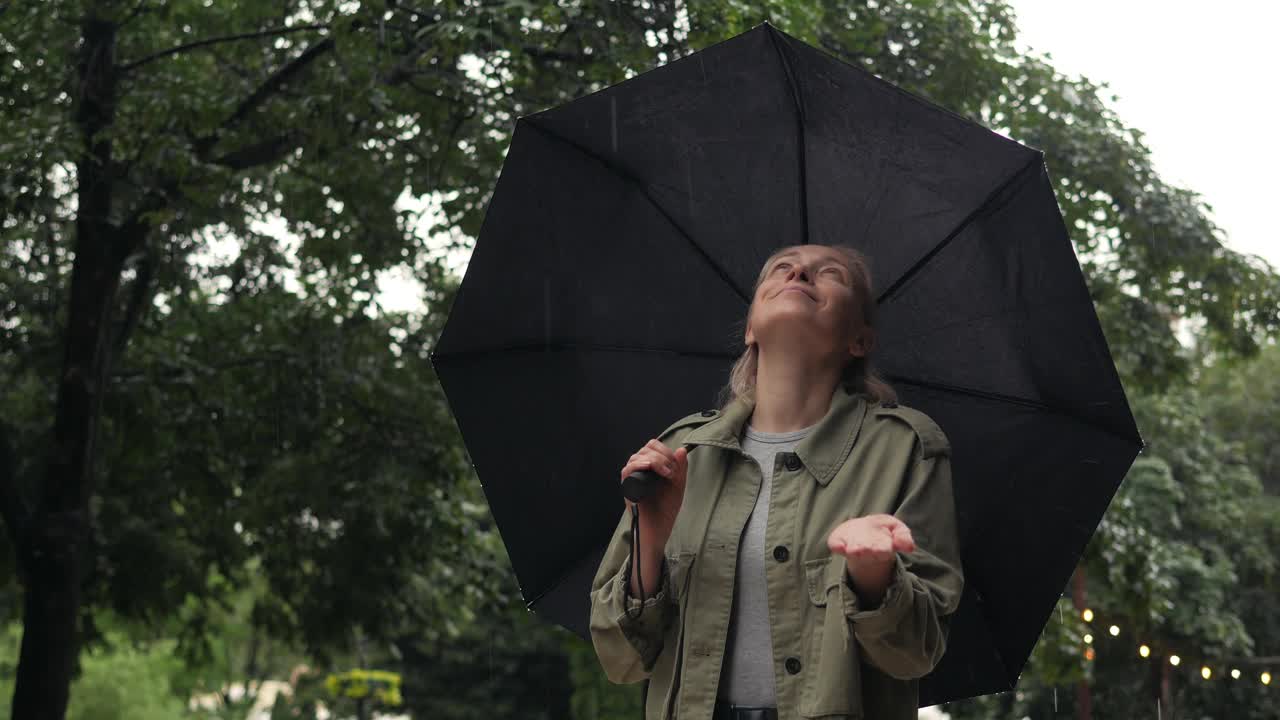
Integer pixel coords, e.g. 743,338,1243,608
748,346,842,433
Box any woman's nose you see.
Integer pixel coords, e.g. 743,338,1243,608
789,266,811,282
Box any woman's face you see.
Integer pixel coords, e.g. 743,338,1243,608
745,245,868,361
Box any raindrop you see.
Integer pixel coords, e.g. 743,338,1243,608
1053,686,1057,712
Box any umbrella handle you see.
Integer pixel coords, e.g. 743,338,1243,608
620,443,694,502
621,469,661,501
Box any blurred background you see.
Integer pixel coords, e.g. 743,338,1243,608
1,1,1276,719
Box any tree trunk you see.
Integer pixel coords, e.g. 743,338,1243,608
1160,658,1174,720
9,10,130,720
1070,565,1092,720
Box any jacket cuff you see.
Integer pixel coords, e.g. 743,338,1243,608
843,552,913,637
613,555,674,667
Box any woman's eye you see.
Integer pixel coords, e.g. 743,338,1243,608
774,262,791,272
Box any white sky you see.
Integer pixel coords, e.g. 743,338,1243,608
1007,0,1279,271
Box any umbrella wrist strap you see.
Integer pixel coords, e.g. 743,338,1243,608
625,504,646,620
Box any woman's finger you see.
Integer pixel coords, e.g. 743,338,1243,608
890,525,915,553
827,531,847,554
644,439,677,463
621,455,674,479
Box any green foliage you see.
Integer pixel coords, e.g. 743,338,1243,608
1198,341,1280,494
0,620,188,720
565,632,643,720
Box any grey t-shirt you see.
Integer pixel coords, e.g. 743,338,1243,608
719,420,817,706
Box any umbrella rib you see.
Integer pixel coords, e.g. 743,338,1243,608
431,341,739,362
876,153,1044,306
521,118,750,305
765,26,810,245
885,375,1142,447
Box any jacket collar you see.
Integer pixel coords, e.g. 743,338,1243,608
682,384,870,486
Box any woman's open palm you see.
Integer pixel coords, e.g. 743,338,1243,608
827,513,915,566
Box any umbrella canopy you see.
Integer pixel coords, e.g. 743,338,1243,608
430,20,1143,706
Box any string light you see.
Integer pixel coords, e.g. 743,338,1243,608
1059,604,1274,688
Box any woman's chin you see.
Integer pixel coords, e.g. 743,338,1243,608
754,324,837,352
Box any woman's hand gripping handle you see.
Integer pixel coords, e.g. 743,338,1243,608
619,440,690,613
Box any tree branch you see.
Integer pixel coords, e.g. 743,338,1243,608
521,45,586,63
120,24,329,73
224,37,335,130
110,244,156,362
211,131,300,170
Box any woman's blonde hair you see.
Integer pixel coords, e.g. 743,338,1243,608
716,243,898,409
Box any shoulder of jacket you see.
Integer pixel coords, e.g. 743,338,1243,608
870,401,950,459
657,407,721,441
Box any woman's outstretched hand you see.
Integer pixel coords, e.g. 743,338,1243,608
827,514,915,608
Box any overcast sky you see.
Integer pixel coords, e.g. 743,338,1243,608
1007,0,1278,270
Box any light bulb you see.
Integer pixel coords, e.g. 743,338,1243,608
1084,634,1093,644
1170,655,1181,666
1139,645,1150,658
1201,666,1211,680
1231,668,1241,679
1109,625,1120,636
1082,608,1094,622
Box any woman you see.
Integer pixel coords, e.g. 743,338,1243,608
589,244,964,720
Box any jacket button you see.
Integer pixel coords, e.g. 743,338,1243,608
700,409,717,417
785,656,802,674
772,545,789,562
783,453,802,471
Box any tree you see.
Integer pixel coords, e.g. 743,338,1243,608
0,1,698,716
1197,340,1280,495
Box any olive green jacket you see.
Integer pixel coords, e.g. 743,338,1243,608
588,385,964,720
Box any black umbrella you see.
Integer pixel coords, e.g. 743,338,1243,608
429,21,1143,706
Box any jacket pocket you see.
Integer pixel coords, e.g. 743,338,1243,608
799,556,864,718
652,551,696,720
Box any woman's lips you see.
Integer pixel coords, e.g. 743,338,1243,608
777,286,816,301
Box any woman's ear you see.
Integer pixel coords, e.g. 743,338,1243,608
849,329,873,357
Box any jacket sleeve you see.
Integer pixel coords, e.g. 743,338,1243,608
839,439,965,680
588,501,677,684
